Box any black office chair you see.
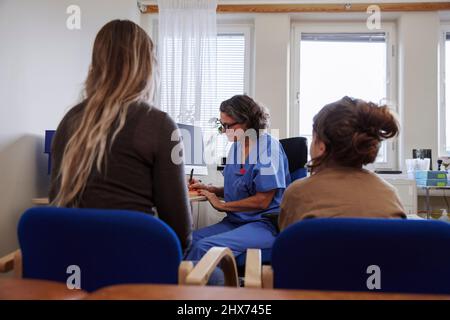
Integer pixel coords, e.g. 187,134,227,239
237,136,309,280
279,137,308,181
261,136,308,231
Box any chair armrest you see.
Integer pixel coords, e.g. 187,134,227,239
244,249,262,288
0,250,20,274
178,261,194,285
262,265,274,289
185,247,238,287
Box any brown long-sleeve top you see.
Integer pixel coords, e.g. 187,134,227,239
279,166,406,231
49,101,192,250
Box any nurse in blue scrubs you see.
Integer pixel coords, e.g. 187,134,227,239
185,95,291,261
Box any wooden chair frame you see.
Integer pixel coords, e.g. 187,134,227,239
244,248,273,289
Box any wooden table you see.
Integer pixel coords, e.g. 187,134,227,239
188,191,207,202
0,278,87,300
2,279,449,300
86,283,450,300
31,198,50,205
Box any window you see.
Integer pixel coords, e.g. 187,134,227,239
154,23,252,161
291,24,397,168
440,28,450,156
213,27,252,159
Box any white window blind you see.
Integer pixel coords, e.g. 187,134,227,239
160,32,247,161
213,33,246,159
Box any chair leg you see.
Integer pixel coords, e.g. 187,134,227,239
178,261,194,285
0,250,21,277
244,249,262,288
14,251,22,278
262,265,274,289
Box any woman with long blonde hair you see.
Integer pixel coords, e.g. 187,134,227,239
49,20,192,249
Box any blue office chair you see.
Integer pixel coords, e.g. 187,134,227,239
253,218,450,294
5,207,238,292
235,137,309,272
44,130,56,174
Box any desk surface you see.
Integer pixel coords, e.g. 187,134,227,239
32,192,207,206
1,279,449,300
0,278,87,300
418,186,450,190
31,198,50,205
188,191,207,202
86,283,450,300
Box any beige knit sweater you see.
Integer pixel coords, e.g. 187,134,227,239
279,166,406,231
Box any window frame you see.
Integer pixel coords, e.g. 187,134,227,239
290,22,398,169
439,23,450,157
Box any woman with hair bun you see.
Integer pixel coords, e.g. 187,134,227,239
279,96,406,231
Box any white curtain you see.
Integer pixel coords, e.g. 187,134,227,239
157,0,217,125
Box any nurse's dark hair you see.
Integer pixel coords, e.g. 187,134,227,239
219,95,269,131
310,96,399,171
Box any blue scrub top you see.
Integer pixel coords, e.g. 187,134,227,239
223,133,291,223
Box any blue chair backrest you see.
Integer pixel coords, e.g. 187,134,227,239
44,130,55,174
279,137,308,181
272,218,450,294
18,207,183,292
289,168,307,180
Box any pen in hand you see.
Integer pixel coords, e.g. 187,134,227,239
189,168,194,185
188,169,202,192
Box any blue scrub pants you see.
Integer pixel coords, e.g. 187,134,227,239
184,217,278,261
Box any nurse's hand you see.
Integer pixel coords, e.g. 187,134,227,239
188,178,206,190
198,190,226,212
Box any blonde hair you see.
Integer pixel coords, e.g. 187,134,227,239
52,20,157,207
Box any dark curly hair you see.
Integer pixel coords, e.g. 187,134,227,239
311,96,399,170
219,95,269,131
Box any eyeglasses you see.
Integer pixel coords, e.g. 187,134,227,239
215,119,239,133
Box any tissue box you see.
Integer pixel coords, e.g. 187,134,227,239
415,170,448,180
416,179,448,187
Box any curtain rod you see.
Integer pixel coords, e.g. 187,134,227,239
140,2,450,14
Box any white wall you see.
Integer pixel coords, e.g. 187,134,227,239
0,0,140,257
253,14,291,138
398,12,440,170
